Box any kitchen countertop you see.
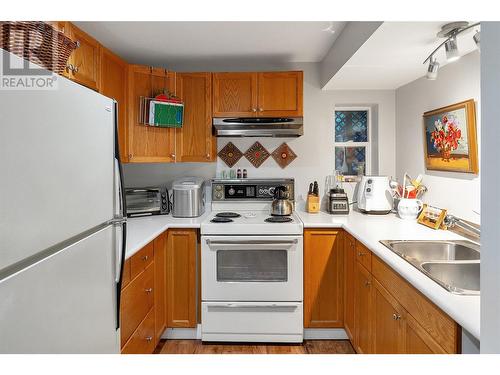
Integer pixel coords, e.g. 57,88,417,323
125,210,211,260
296,208,480,340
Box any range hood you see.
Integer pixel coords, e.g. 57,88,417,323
213,117,303,137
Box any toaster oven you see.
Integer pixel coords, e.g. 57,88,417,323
125,186,170,217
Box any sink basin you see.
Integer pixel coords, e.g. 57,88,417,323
381,240,480,261
380,240,480,295
421,262,480,294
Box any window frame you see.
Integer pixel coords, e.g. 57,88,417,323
334,106,372,177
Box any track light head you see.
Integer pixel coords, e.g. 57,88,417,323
426,57,440,80
473,30,480,49
445,36,460,62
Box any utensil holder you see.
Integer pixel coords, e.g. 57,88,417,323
307,194,320,213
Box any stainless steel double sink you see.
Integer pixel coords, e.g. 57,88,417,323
380,240,480,295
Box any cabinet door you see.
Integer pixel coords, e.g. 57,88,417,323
65,23,101,91
372,278,405,354
257,71,303,117
127,65,176,162
354,262,372,353
176,73,215,162
344,233,356,341
100,46,128,162
406,314,447,354
304,229,344,328
167,229,197,328
213,72,257,117
154,232,167,343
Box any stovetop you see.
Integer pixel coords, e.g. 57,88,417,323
202,209,303,236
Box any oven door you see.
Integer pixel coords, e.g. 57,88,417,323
125,189,160,216
201,235,303,301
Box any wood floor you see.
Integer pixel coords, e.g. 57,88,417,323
154,340,355,354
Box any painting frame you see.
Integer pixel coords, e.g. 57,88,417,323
423,99,479,174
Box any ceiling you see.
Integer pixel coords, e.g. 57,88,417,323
75,21,346,65
324,22,481,90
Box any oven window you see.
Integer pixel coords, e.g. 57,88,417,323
216,250,288,282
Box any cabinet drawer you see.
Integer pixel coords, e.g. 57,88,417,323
372,255,460,353
355,241,372,271
121,259,131,289
122,307,156,354
120,263,155,346
130,242,154,279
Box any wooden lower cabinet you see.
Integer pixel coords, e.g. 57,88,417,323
406,313,447,354
167,229,198,328
354,262,372,354
304,229,344,328
121,307,156,354
372,278,405,354
154,232,167,343
343,233,356,341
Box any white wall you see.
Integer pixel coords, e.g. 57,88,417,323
395,51,480,223
124,62,396,208
480,22,500,354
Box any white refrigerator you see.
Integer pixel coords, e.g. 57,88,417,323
0,51,126,353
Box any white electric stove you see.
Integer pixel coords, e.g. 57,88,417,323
200,178,304,343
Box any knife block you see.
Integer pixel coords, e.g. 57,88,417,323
307,194,320,213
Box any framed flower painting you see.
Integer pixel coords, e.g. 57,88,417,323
423,99,478,174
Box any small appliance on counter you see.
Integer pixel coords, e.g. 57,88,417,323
172,177,206,218
271,185,294,216
327,188,350,215
356,176,393,214
125,186,170,217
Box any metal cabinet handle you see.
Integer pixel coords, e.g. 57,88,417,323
252,108,257,112
392,313,401,320
170,154,175,159
365,280,371,287
145,288,153,293
73,65,79,73
75,40,81,48
206,153,210,159
358,252,366,256
141,255,149,261
145,336,153,342
258,107,263,112
66,64,75,73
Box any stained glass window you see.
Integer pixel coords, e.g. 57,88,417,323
334,108,370,176
335,110,368,142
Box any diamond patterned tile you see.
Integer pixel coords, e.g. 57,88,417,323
244,142,270,168
217,142,243,167
271,143,297,169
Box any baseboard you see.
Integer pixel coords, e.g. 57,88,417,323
162,325,202,340
303,328,348,340
161,326,348,341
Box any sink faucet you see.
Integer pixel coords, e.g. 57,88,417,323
444,215,481,238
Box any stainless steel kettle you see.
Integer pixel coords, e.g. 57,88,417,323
271,186,293,216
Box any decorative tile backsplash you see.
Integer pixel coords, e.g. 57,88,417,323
271,142,297,169
217,142,243,167
244,141,270,168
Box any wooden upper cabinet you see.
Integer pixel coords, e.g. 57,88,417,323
372,278,406,354
176,73,215,162
304,229,344,328
343,233,356,342
213,71,303,117
127,65,176,163
354,262,372,354
257,71,303,117
212,72,257,117
100,47,128,162
167,229,197,328
64,23,101,91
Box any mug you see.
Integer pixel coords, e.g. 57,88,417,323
398,198,423,220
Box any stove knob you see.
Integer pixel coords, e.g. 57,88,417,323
228,188,235,196
215,192,222,199
215,185,223,191
269,187,275,195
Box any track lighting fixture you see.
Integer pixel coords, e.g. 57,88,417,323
423,22,480,80
426,57,440,80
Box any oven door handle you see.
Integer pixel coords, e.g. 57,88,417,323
206,303,299,309
206,239,298,247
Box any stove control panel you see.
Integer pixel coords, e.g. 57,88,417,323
211,179,294,202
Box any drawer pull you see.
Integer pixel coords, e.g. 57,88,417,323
365,280,371,287
145,336,153,342
392,313,402,321
358,252,366,256
141,255,149,261
145,288,153,293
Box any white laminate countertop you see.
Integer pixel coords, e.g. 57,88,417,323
296,209,480,340
125,210,211,260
